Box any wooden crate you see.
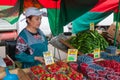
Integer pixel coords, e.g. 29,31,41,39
17,69,31,80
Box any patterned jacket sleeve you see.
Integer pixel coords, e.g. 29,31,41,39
15,37,35,63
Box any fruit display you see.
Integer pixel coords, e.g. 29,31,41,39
105,46,117,54
97,70,107,77
79,59,120,80
86,67,95,73
66,68,83,80
39,74,57,80
30,61,83,80
46,63,61,73
95,60,120,73
80,63,89,75
57,73,70,80
78,55,120,80
29,58,120,80
107,74,119,80
39,73,69,80
97,77,107,80
100,52,120,62
87,72,98,80
77,55,93,64
88,64,104,71
69,62,78,71
3,57,13,66
56,61,69,72
30,65,47,77
3,56,15,69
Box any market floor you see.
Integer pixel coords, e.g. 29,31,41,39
48,44,67,61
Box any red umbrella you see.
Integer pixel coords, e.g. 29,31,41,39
38,0,60,8
0,0,60,24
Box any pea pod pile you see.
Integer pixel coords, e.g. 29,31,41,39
68,30,109,54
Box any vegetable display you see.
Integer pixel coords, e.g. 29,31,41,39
68,30,109,54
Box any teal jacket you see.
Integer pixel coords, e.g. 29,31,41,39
15,28,48,68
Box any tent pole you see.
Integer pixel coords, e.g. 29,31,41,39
52,0,61,60
114,0,120,46
53,0,59,36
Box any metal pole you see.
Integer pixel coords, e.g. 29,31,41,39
52,0,61,60
114,0,120,46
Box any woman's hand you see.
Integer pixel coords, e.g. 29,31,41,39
34,56,45,64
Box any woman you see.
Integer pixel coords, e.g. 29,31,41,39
15,7,48,68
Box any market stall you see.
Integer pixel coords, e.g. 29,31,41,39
1,30,120,80
1,0,120,80
1,47,120,80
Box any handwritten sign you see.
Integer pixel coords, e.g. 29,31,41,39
93,48,100,58
90,22,95,31
43,51,54,65
67,49,78,62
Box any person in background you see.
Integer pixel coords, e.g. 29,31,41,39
15,7,48,68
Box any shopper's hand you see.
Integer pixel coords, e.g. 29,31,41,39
34,56,45,64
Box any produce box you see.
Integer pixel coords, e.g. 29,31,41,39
30,61,84,80
30,65,47,79
107,22,120,43
0,68,31,80
56,61,69,72
3,55,15,70
45,63,61,74
39,73,70,80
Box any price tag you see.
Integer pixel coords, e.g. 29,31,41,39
90,22,95,31
93,48,100,58
43,51,54,65
67,49,78,62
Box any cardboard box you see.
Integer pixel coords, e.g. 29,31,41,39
107,22,120,43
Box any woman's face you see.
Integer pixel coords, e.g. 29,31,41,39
27,15,42,29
